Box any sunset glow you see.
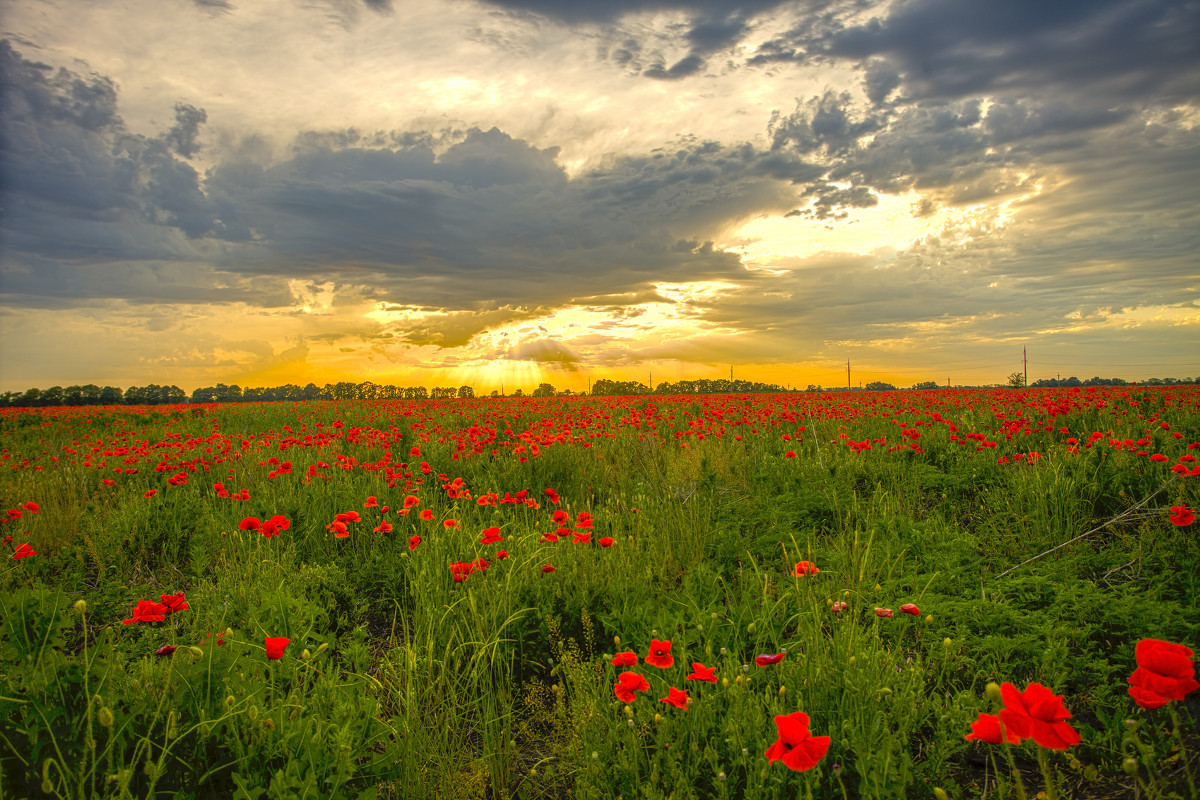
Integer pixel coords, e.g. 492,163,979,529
1,0,1197,394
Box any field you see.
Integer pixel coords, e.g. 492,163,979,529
1,387,1198,799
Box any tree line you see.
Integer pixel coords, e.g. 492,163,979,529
1,374,1194,408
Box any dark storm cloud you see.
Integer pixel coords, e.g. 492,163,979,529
823,0,1200,103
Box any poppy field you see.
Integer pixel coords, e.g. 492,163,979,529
1,386,1198,799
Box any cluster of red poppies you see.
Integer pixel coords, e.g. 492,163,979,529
966,638,1197,749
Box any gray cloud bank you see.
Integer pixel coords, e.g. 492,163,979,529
2,0,1198,370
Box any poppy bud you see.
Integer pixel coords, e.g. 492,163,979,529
302,648,312,660
747,623,756,634
1123,757,1139,775
74,599,87,615
718,771,726,782
225,695,236,709
654,713,662,724
933,789,950,800
97,707,114,727
317,642,329,652
614,635,621,646
944,638,953,648
985,682,1002,703
248,705,259,721
778,685,786,696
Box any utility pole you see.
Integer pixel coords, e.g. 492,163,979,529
649,371,652,391
847,359,851,391
1023,346,1028,387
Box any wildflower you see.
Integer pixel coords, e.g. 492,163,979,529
403,495,420,509
21,502,39,513
238,517,261,531
12,543,36,560
160,592,189,614
899,603,920,616
544,487,560,504
480,526,504,544
155,644,177,658
756,652,786,666
264,637,290,660
443,519,458,530
571,531,592,544
831,601,848,612
450,562,474,582
363,496,379,508
660,687,690,709
646,639,674,669
541,564,556,574
541,532,559,543
553,510,571,525
964,713,1021,744
373,522,393,533
328,521,349,538
1169,506,1195,526
409,535,421,551
794,560,820,576
875,608,894,618
1127,638,1199,710
612,652,638,667
686,662,718,683
144,489,157,498
998,682,1081,750
785,451,796,458
420,509,434,521
614,671,650,703
122,600,171,625
764,711,831,772
496,550,509,559
575,511,594,529
336,511,361,524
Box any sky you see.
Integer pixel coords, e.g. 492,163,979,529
1,0,1198,394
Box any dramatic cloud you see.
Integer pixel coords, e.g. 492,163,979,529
1,0,1197,391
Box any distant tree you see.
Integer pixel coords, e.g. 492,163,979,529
912,381,939,390
511,389,524,398
532,382,556,397
40,386,65,406
1007,372,1025,389
99,386,124,405
457,386,474,399
864,381,896,391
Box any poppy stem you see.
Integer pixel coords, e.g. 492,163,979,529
999,740,1029,800
1169,706,1197,799
1036,746,1058,800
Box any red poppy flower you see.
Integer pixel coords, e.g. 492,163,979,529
363,496,379,508
575,512,594,529
544,487,560,504
785,451,796,458
875,608,894,618
1150,454,1168,462
122,600,170,625
443,519,458,530
646,639,674,669
1127,638,1199,709
409,535,421,550
756,652,786,666
1169,506,1195,526
420,509,434,521
794,561,820,576
238,517,261,531
155,644,177,657
572,531,592,544
21,502,39,514
599,537,614,547
899,603,920,616
686,662,718,683
403,495,420,509
541,532,559,543
374,522,393,533
541,564,556,573
998,682,1081,750
265,636,290,660
612,651,639,667
410,447,422,456
160,592,188,614
450,561,474,582
329,521,349,538
268,515,291,531
496,550,509,559
660,687,690,709
144,489,157,498
552,510,571,525
12,543,36,560
336,511,361,524
964,713,1021,745
830,601,848,612
614,671,651,703
764,711,831,772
